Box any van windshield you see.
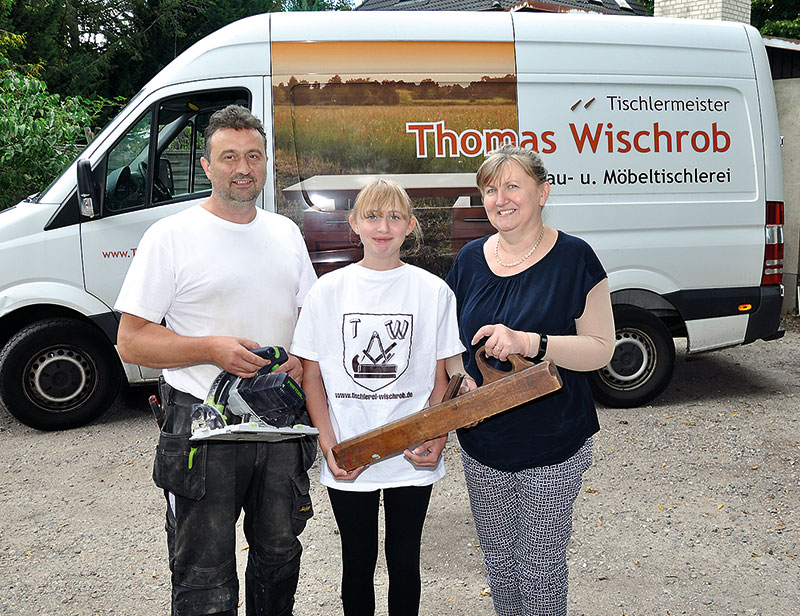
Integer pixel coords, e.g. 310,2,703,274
33,88,148,204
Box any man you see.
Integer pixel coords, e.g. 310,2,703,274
116,105,317,616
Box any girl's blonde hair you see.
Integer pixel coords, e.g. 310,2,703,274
350,178,422,253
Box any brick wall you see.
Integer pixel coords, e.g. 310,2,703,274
654,0,751,23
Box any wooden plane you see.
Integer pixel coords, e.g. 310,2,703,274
332,347,562,471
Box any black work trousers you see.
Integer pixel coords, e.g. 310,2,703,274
155,381,315,616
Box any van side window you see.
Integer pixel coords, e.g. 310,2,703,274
161,122,210,199
153,108,212,203
102,89,250,214
105,112,153,212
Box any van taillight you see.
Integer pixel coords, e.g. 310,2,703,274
762,200,784,285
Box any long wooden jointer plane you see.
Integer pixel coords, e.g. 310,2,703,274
332,347,563,472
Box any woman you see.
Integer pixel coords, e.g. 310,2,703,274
445,145,615,616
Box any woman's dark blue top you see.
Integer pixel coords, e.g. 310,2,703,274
445,231,606,471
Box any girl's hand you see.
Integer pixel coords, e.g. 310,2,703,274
458,375,478,395
324,448,367,481
471,324,530,361
404,434,447,467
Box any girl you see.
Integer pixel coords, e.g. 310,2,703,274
291,179,468,616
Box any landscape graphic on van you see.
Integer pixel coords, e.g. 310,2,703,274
272,40,517,276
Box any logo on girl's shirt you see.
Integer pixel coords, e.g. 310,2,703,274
342,313,413,392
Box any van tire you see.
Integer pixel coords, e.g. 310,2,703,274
0,319,121,430
588,305,675,408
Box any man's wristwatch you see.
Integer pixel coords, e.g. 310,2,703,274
533,334,548,362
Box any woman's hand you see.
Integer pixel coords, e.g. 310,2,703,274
472,324,532,361
404,434,448,467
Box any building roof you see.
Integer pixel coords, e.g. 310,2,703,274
355,0,649,17
763,36,800,80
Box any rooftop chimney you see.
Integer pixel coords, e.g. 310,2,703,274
654,0,751,23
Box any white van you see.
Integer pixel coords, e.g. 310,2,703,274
0,11,785,430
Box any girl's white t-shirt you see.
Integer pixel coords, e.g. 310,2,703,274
291,263,464,491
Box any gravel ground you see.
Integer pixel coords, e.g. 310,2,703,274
1,318,798,616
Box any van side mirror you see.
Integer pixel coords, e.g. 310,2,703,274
158,157,174,193
77,159,99,218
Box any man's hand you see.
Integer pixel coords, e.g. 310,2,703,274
270,353,304,385
118,313,268,375
207,337,269,378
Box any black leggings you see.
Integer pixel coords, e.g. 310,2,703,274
327,485,433,616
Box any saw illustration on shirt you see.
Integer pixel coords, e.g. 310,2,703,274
342,313,413,392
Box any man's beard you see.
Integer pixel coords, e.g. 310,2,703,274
221,176,262,206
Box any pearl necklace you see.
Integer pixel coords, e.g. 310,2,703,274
494,225,546,268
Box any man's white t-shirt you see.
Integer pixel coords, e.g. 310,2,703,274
291,263,464,491
115,205,317,399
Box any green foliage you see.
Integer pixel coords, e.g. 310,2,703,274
0,21,41,77
0,0,353,211
0,60,114,210
284,0,353,9
0,0,346,102
752,0,800,38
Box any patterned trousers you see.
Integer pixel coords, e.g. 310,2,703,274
460,438,593,616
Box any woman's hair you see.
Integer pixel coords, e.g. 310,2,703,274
476,144,549,195
351,178,422,253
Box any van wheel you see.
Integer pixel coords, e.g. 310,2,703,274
0,319,121,430
588,306,675,408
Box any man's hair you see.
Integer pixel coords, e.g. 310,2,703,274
203,105,267,160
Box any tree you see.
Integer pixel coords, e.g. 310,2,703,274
284,0,353,9
752,0,800,39
0,32,111,210
0,0,354,210
1,1,284,100
1,0,348,102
